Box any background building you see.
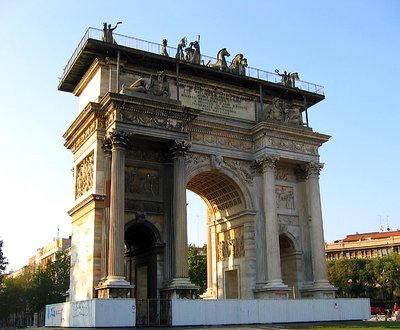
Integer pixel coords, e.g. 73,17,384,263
325,230,400,260
10,237,71,277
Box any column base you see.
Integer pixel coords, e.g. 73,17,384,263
200,288,215,299
253,281,290,299
95,276,134,298
300,281,337,299
160,277,198,299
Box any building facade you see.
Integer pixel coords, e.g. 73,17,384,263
325,230,400,260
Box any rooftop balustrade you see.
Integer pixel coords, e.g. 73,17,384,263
61,27,324,96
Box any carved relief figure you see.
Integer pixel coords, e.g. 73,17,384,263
276,185,295,210
286,106,303,125
126,167,160,196
121,71,169,97
266,97,303,125
267,97,285,121
217,227,245,261
206,48,230,71
75,152,94,199
152,71,170,96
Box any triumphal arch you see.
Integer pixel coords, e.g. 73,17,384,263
59,27,335,305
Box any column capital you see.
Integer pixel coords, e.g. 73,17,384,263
255,154,280,172
170,140,190,158
102,136,112,153
306,162,324,177
105,130,130,149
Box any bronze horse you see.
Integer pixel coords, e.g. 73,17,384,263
207,48,230,71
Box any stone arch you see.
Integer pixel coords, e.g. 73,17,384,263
187,169,248,219
186,158,254,216
125,218,164,299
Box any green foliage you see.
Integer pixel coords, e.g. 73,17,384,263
188,244,207,298
328,253,400,306
0,250,70,325
0,239,8,283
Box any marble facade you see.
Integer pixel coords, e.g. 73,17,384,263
60,36,335,303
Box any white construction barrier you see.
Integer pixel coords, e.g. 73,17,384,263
171,298,370,326
45,299,135,327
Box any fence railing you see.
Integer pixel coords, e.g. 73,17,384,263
61,27,324,96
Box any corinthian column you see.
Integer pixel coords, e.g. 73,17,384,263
105,131,130,287
170,140,190,279
306,162,331,287
260,155,287,289
163,140,197,299
100,139,112,282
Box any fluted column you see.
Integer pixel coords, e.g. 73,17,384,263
306,162,330,286
260,155,286,288
100,139,112,281
106,131,129,285
171,140,190,279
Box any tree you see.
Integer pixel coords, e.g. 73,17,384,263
327,254,400,308
0,250,70,327
0,239,8,284
188,244,207,298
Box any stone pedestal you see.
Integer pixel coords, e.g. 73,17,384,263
161,278,198,299
253,285,290,299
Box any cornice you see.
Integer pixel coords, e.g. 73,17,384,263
68,194,105,218
63,102,104,152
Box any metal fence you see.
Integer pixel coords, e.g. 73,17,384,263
135,299,172,327
61,27,324,96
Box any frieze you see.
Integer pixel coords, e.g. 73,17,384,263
266,136,318,155
71,121,97,153
125,199,163,213
189,127,253,152
217,226,245,261
122,110,186,132
126,148,165,162
75,152,94,199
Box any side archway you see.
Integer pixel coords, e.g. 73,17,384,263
125,219,164,299
279,234,300,298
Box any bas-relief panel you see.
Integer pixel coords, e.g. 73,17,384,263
217,226,245,261
75,151,94,199
125,166,160,196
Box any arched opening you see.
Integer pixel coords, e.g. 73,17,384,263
186,170,248,299
125,220,163,299
279,234,299,298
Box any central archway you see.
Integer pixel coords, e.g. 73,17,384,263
186,169,251,299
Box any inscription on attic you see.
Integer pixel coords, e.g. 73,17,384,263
178,82,255,121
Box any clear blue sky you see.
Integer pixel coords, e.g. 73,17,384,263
0,1,399,271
